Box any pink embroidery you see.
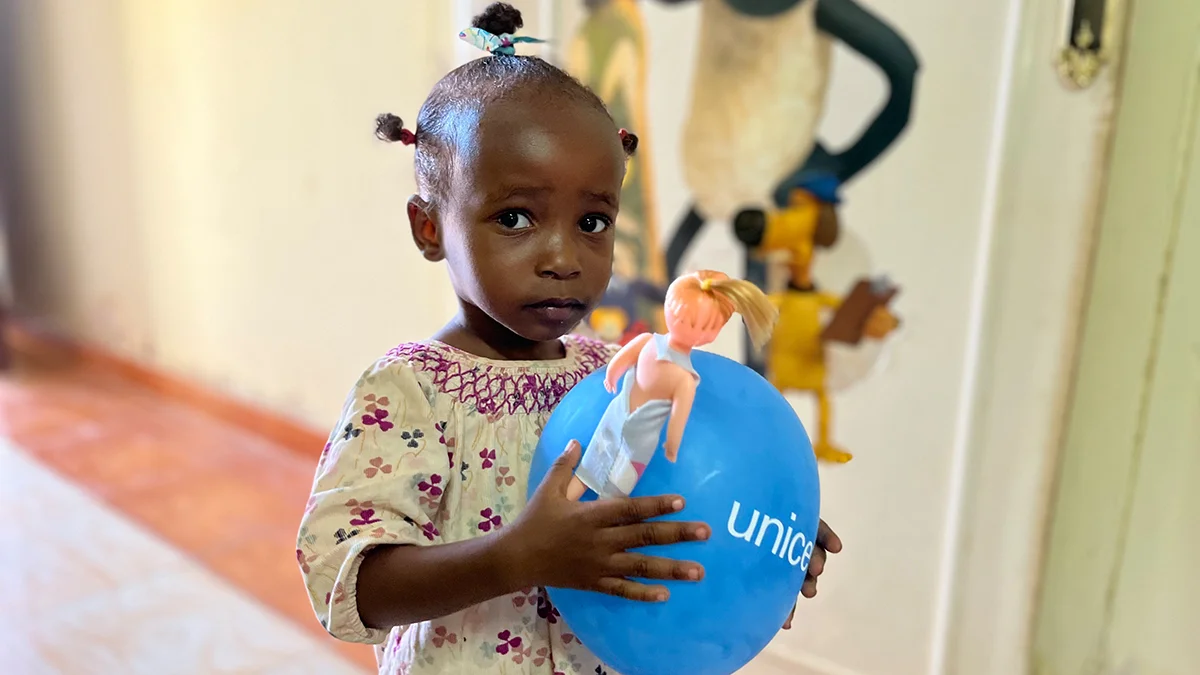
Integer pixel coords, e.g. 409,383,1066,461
512,587,538,608
479,448,496,469
432,625,458,647
385,335,613,416
362,408,394,431
496,630,523,655
364,456,392,478
478,508,503,532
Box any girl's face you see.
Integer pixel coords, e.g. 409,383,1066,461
412,94,625,346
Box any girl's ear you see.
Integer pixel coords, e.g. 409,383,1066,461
408,196,444,261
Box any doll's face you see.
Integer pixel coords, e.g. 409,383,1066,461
663,273,732,348
665,309,722,348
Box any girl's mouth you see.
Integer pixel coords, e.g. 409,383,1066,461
525,298,587,325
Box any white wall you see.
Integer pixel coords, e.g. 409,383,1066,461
12,0,459,425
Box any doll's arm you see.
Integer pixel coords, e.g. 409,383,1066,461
605,332,653,392
663,378,698,462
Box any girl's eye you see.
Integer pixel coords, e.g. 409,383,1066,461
497,211,533,230
580,214,612,234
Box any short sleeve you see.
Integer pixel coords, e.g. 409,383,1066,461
296,355,449,644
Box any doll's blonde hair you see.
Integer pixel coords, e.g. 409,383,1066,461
665,270,779,350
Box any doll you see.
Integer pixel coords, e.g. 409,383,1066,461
567,270,779,501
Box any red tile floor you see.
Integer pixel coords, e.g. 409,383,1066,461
0,339,377,672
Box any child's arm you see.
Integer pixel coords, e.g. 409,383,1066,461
298,357,513,642
662,376,697,462
300,357,712,641
604,331,652,392
355,531,522,629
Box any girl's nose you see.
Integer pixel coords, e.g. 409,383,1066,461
536,229,582,280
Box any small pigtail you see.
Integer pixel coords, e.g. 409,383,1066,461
704,276,779,350
375,113,417,146
619,128,639,156
473,2,523,35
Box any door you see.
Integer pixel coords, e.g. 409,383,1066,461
1032,0,1200,671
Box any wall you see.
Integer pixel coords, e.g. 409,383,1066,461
10,0,459,427
1033,0,1200,671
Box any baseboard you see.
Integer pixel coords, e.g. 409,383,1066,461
741,648,867,675
6,320,328,458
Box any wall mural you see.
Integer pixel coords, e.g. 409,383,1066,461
569,0,920,463
568,0,667,345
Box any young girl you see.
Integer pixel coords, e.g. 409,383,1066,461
297,4,841,673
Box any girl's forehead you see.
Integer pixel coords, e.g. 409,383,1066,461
461,100,625,189
477,99,618,155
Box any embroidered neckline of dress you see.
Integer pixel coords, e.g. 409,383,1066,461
384,334,614,416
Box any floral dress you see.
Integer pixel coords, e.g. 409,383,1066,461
298,335,619,675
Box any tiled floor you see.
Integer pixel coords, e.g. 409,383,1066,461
0,349,377,673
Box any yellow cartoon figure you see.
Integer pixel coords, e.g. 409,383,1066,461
735,188,900,463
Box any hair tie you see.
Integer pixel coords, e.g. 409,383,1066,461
700,279,713,292
398,128,417,146
459,26,546,56
619,128,629,140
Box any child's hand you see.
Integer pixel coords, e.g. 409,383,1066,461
500,441,710,602
782,519,842,630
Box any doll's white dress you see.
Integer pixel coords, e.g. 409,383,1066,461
575,333,700,499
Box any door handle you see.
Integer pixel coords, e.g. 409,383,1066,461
1055,0,1124,89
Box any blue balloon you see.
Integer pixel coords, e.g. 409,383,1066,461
528,349,820,675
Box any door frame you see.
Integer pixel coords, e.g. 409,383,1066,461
935,0,1133,673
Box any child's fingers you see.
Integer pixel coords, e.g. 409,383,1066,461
590,494,687,526
807,546,827,578
545,440,582,490
816,519,843,554
800,534,831,599
606,553,704,582
605,521,711,549
594,577,670,603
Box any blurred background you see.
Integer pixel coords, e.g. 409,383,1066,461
0,0,1195,674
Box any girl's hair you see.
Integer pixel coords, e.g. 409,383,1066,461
374,2,639,202
666,271,780,350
